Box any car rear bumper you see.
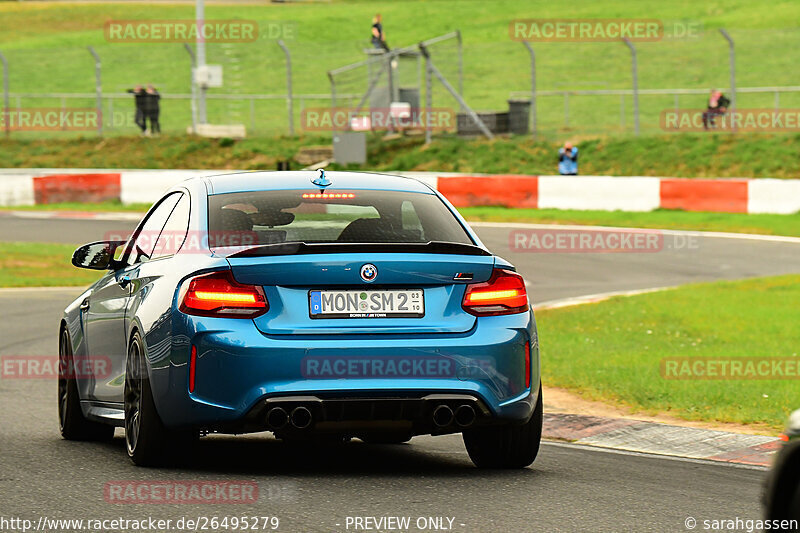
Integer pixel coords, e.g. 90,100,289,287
150,311,540,432
217,391,538,437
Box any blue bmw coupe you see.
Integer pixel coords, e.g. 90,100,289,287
59,171,542,468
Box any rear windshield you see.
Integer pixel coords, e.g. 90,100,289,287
207,189,473,249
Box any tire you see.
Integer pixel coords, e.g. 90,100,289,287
462,384,542,469
58,328,114,441
790,478,800,522
124,331,195,466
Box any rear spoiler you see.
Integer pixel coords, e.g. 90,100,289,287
227,241,491,258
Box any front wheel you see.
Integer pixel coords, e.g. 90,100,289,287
462,385,542,468
790,479,800,522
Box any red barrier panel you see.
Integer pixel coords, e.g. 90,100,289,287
33,173,121,204
659,178,748,213
437,175,538,208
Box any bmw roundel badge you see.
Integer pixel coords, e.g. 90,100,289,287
360,264,378,282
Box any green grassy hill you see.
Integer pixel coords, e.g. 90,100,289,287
2,132,799,179
2,1,800,138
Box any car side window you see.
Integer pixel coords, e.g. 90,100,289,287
152,194,190,259
125,193,181,266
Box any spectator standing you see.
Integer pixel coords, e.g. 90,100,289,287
702,89,730,130
126,85,147,135
371,14,389,51
144,85,161,136
558,142,578,175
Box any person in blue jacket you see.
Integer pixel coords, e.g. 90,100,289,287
558,142,578,175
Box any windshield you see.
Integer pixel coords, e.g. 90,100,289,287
207,189,473,250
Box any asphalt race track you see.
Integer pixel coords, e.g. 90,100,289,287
2,216,800,532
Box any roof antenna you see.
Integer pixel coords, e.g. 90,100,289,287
311,168,332,188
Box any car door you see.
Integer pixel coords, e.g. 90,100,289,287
84,193,181,403
122,193,192,386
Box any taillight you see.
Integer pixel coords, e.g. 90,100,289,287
179,270,268,318
462,268,529,316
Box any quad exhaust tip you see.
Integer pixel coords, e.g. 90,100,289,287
455,404,476,427
432,405,454,427
266,407,289,429
290,406,313,429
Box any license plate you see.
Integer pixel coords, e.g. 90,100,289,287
309,289,424,319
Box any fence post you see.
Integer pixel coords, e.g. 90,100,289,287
622,38,639,136
196,0,208,124
107,99,113,132
328,73,337,110
0,51,8,138
328,72,339,136
250,97,255,132
87,46,103,137
424,51,432,145
522,41,536,138
183,44,198,134
719,29,736,128
456,30,463,111
277,40,294,136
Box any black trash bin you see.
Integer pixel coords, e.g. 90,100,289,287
398,87,420,110
457,112,509,136
507,99,531,135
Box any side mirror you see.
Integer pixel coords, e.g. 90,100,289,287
71,241,126,270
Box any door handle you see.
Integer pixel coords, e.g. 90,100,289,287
118,275,132,288
80,299,90,311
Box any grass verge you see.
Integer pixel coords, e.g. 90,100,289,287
0,242,101,287
3,134,800,177
0,201,151,213
537,274,800,432
461,207,800,237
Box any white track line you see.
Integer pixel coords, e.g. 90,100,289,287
533,286,674,310
0,286,83,293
